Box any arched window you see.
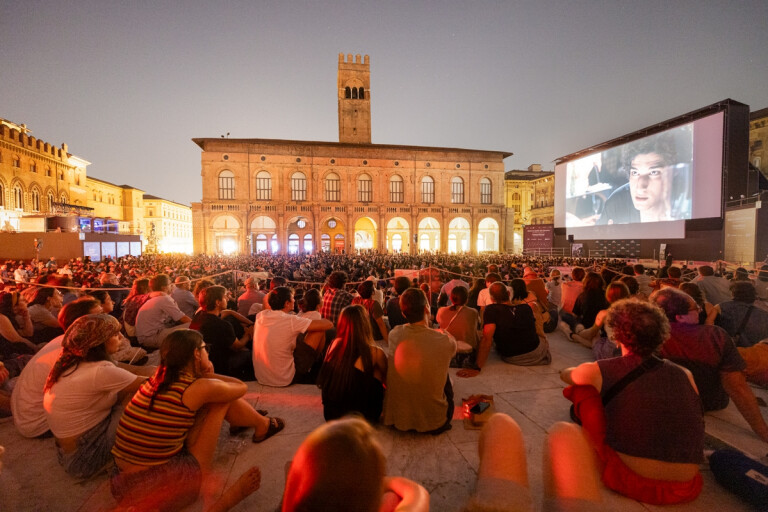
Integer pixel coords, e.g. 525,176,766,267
359,87,365,99
13,185,23,209
60,193,67,204
12,157,20,168
303,234,313,253
389,175,404,203
47,193,54,211
345,87,351,99
351,88,358,99
480,178,492,204
46,168,52,177
291,172,307,201
451,176,464,204
325,172,341,202
421,176,435,204
31,189,40,211
218,170,235,200
512,192,520,202
358,173,372,203
256,171,271,200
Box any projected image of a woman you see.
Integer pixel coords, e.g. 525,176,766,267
598,132,683,225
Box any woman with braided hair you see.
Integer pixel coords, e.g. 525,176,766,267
110,329,270,511
43,314,145,478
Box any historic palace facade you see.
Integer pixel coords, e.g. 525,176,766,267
504,165,554,253
0,119,89,230
192,54,511,255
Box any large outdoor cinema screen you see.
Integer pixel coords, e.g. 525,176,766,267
554,111,724,240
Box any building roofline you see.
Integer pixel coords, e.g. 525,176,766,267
87,175,144,191
192,137,512,159
751,107,768,120
143,194,190,208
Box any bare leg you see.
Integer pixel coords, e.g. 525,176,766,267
543,422,601,510
464,413,533,511
206,466,261,512
224,397,271,437
186,403,230,472
477,413,529,486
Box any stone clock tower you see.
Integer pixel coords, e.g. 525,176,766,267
338,53,371,144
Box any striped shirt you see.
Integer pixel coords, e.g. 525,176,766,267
112,373,196,466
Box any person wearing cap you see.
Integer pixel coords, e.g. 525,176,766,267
170,276,199,318
43,314,146,478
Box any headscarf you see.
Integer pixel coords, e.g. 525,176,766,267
44,314,121,391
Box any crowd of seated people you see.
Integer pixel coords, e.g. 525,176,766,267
2,251,768,509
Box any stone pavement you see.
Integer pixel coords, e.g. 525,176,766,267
2,329,765,511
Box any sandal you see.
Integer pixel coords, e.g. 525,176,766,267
252,417,285,443
229,410,270,435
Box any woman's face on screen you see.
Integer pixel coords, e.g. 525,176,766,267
629,152,669,213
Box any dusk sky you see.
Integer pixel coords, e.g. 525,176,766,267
3,1,767,206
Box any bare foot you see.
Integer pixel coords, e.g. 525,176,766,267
206,466,261,512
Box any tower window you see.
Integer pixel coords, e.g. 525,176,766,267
345,87,351,99
359,87,365,99
352,88,358,99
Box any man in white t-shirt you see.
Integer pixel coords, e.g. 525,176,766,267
252,287,333,387
135,274,191,349
633,264,654,297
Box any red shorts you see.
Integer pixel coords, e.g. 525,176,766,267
564,385,702,505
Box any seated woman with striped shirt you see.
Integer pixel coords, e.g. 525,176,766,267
110,329,283,511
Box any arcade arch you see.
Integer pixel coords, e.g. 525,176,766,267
417,217,440,252
211,214,241,254
448,217,470,254
386,217,410,253
321,217,345,253
354,216,377,251
250,216,277,254
477,217,499,252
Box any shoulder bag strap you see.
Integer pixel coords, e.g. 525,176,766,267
602,356,663,407
444,305,464,330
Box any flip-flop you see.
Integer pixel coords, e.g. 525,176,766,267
252,417,285,443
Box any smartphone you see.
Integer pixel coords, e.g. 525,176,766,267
470,401,490,415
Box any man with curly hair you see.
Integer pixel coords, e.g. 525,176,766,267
561,298,704,505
